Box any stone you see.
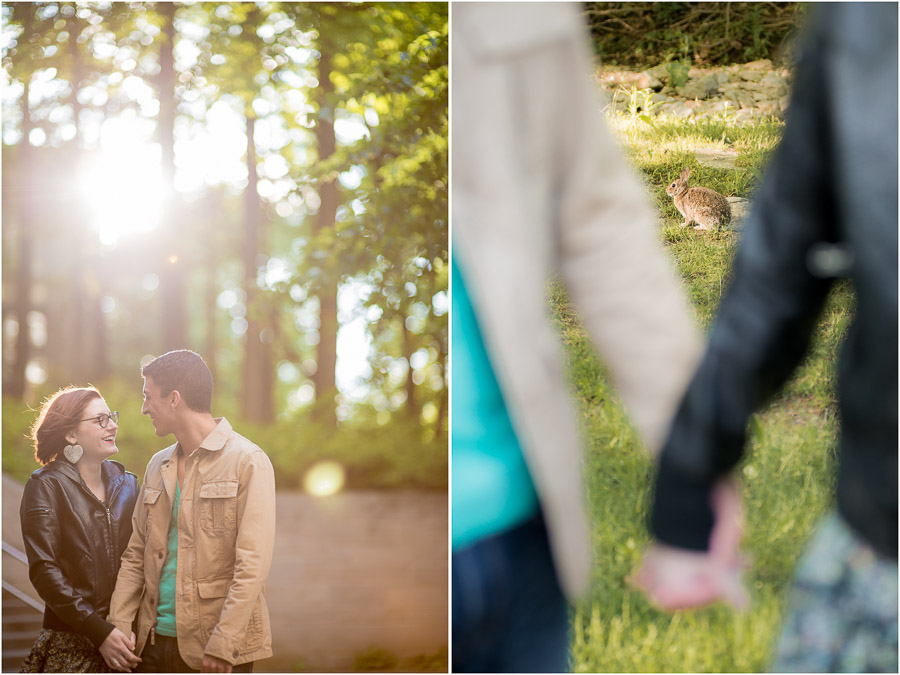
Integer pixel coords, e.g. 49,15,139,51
645,63,671,81
756,99,782,117
595,59,795,123
724,89,756,110
709,100,737,114
676,73,719,100
759,72,790,98
737,69,765,82
636,71,664,90
744,59,774,70
695,148,740,170
734,108,761,124
779,94,791,114
727,197,752,229
756,99,781,117
668,102,695,118
759,71,788,88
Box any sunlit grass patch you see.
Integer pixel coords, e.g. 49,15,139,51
554,107,850,672
604,109,782,230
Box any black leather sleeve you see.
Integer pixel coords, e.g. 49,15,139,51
650,8,836,550
20,476,114,646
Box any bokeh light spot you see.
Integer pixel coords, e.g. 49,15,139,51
304,461,345,497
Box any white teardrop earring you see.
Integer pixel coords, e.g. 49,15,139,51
63,444,84,464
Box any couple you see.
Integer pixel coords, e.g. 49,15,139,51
19,350,276,673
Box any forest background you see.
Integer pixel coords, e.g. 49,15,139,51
1,1,448,492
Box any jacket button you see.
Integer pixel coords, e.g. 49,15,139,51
158,552,164,559
233,650,239,658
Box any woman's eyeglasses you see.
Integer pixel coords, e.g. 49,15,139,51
80,411,119,428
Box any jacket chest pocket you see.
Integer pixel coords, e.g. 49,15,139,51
142,486,164,536
199,480,239,531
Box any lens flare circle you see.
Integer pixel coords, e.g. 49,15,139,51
303,461,345,497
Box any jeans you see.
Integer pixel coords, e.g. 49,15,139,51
135,635,254,673
452,514,569,673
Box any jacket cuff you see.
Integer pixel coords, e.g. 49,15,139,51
82,611,116,648
110,621,132,638
204,633,238,665
650,457,716,551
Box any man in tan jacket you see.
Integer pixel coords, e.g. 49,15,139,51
103,350,276,673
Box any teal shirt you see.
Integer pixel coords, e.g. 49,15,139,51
451,254,539,551
155,482,180,637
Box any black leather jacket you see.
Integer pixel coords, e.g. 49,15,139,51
651,3,897,559
20,459,139,647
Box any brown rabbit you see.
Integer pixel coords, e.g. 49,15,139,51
665,167,731,231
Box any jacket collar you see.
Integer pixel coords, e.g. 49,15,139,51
197,417,232,453
38,457,128,491
167,417,233,459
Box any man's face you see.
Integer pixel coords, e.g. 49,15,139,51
141,376,173,437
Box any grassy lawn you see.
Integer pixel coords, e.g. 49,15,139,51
553,107,853,672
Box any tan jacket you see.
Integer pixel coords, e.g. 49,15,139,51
108,418,276,668
453,3,703,599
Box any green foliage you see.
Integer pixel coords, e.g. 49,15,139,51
585,3,806,66
666,59,690,88
353,648,399,672
351,646,447,673
553,108,852,671
2,379,447,491
404,647,449,673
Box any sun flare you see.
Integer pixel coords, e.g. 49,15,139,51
77,116,168,246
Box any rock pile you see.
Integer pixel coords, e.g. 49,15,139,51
597,59,792,122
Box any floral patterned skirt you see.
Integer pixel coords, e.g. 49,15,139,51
20,628,112,673
772,513,898,673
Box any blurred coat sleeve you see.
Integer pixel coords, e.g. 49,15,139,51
650,6,868,551
555,30,703,455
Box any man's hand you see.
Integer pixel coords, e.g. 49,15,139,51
202,654,233,673
630,478,749,611
99,628,141,672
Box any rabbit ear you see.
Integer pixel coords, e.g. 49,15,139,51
681,167,690,180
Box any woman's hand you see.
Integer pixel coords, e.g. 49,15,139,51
99,628,141,672
630,478,749,611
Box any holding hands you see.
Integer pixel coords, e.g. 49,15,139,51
99,628,141,672
631,479,749,612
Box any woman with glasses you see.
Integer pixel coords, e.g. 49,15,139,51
19,386,140,672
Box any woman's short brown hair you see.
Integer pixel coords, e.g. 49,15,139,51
30,387,102,466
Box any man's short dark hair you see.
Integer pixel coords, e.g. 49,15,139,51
142,350,213,413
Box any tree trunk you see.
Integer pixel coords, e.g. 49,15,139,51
435,333,447,439
91,291,109,381
69,13,108,383
204,192,221,384
9,76,34,398
312,46,339,427
157,2,187,352
240,116,275,423
402,309,419,422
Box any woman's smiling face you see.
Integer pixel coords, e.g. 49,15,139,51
67,397,119,462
